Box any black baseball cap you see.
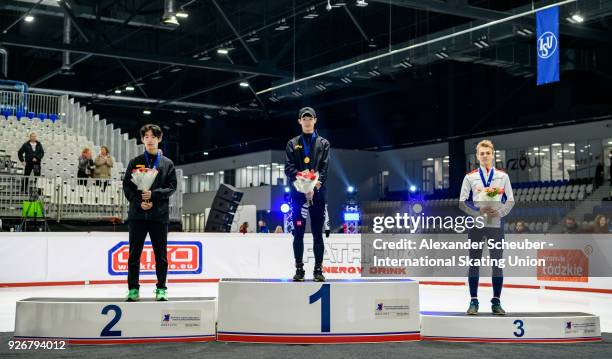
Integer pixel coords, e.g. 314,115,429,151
299,107,316,118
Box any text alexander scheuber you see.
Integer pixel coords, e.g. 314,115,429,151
371,237,549,269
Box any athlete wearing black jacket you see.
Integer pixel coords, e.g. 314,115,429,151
285,107,331,282
122,124,176,302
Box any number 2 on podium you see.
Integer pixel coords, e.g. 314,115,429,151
101,305,122,336
309,284,330,332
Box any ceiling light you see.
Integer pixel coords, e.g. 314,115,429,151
367,69,381,77
125,86,135,91
162,0,180,26
274,18,289,31
143,110,151,115
24,15,35,23
246,32,260,43
162,15,179,26
516,27,533,36
239,81,250,88
356,0,368,7
176,11,189,19
114,89,122,94
435,49,449,59
571,13,584,23
217,48,229,55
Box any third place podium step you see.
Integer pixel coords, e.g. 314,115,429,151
421,311,601,343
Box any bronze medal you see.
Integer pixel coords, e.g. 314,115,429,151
304,156,310,164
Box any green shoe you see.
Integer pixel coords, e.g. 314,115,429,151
466,299,479,315
126,289,139,302
155,288,168,301
491,302,506,316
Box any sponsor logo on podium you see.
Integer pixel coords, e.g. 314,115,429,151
374,299,410,319
563,319,598,336
160,310,202,330
108,241,203,275
536,249,588,282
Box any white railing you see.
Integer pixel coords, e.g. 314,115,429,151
0,174,182,222
0,90,64,119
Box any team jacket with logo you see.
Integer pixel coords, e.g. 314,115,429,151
459,166,515,228
284,133,331,188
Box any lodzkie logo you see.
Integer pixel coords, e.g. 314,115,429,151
108,241,202,275
537,31,558,59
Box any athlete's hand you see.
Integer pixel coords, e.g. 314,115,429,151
142,190,152,200
141,201,153,210
306,191,314,201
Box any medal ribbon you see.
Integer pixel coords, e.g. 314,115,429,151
478,167,494,188
144,150,161,169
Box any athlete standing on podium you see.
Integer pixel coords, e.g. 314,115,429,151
285,107,331,282
459,140,514,315
123,124,177,302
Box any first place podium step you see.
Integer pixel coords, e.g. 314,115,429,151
15,297,217,345
217,278,421,344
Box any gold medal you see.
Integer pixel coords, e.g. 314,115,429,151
304,156,310,164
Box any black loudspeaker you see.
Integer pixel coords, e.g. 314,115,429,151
217,183,243,203
205,184,244,232
211,196,239,214
204,218,231,233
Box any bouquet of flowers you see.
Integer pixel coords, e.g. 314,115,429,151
293,169,319,206
474,187,504,224
131,167,158,202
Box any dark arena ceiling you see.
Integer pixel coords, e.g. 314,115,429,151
1,0,611,163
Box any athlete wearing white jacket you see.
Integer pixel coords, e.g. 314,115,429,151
458,140,515,316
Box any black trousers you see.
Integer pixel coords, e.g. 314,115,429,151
22,162,41,193
127,220,169,290
291,189,326,266
467,227,504,299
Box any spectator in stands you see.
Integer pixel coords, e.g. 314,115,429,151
93,145,113,190
563,216,579,233
595,161,604,187
239,222,249,234
593,215,609,233
580,220,593,233
514,221,528,234
274,225,284,233
77,148,95,185
123,124,177,302
257,220,269,233
18,132,44,193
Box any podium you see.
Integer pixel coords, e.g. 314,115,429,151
15,297,217,345
420,311,601,343
217,279,420,344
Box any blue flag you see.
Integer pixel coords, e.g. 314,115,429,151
536,6,560,85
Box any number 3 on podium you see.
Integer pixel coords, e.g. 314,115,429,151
309,284,330,332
